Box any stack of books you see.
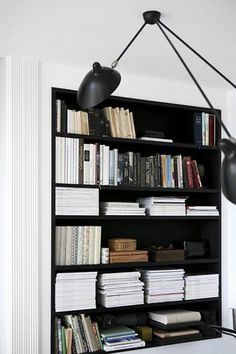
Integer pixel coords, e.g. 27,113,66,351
56,187,99,215
55,226,101,266
137,196,187,216
148,309,201,327
186,206,219,216
100,326,145,352
55,272,97,312
100,202,146,216
141,269,185,303
184,273,219,300
103,106,136,139
97,271,144,307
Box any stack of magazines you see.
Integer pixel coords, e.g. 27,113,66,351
137,197,187,216
186,205,219,216
55,272,97,311
97,271,144,307
100,202,145,216
141,269,185,303
184,273,219,300
100,326,145,352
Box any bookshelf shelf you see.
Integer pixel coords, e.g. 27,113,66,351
55,297,220,316
51,88,222,354
56,132,220,151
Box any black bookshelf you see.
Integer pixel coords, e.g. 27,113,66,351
51,87,222,353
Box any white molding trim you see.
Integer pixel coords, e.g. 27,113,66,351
6,56,39,354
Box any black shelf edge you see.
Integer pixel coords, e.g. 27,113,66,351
54,258,219,273
54,298,220,316
55,183,219,194
55,132,220,151
55,215,220,221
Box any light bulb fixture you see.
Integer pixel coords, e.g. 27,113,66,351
77,10,236,205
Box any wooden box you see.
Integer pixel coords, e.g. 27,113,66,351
108,238,137,252
150,249,185,262
109,250,148,263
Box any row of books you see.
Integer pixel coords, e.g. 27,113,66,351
56,99,136,139
55,271,219,311
56,137,203,188
194,112,216,146
55,226,101,266
56,314,102,354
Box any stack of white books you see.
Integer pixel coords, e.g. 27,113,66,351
184,273,219,300
186,206,219,216
56,187,99,215
137,197,187,216
55,272,97,312
141,269,185,303
97,271,144,307
148,309,201,325
100,202,146,216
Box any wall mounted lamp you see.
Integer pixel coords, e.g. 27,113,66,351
77,10,236,205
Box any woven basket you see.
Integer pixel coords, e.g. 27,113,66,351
108,238,137,252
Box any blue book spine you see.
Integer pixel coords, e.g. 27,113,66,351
166,155,172,188
193,112,202,146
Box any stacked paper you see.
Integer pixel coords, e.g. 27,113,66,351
55,272,97,311
141,269,185,303
137,197,187,216
184,273,219,300
186,206,219,216
100,202,145,216
56,187,99,215
97,271,144,307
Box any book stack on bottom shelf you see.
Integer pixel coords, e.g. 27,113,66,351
97,271,144,307
100,326,146,352
148,309,202,345
141,269,185,303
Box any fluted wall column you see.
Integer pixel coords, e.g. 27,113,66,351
6,56,39,354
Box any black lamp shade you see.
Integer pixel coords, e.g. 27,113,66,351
77,62,121,109
219,138,236,204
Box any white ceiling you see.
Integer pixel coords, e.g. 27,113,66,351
1,0,236,88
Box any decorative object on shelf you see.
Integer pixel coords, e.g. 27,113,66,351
77,10,236,204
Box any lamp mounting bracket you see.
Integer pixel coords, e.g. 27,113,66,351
143,11,161,24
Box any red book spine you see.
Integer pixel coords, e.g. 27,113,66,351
209,114,215,146
191,160,202,188
183,156,194,188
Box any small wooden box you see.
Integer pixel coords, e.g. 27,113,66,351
108,238,137,252
109,250,148,263
150,249,185,262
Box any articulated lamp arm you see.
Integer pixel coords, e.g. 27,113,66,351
77,10,236,204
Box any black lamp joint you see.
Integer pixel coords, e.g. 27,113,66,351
143,11,161,25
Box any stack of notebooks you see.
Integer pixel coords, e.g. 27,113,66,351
148,309,202,344
137,196,187,216
56,187,99,215
100,202,146,216
55,272,97,312
97,271,144,307
184,273,219,300
186,205,219,216
55,226,101,266
141,269,185,303
100,326,145,352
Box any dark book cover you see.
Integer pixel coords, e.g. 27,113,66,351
193,112,202,146
209,114,215,147
95,143,100,185
149,156,155,188
87,110,97,135
133,153,138,187
173,157,179,188
79,139,84,184
157,154,162,187
145,156,151,187
128,151,134,186
117,153,125,185
124,152,129,186
191,160,202,188
61,101,68,133
183,156,194,188
140,156,147,187
136,152,141,187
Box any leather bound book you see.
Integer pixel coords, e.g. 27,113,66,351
183,156,194,189
191,160,202,188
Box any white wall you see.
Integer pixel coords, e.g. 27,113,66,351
39,61,235,354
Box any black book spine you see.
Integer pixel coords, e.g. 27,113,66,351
145,156,151,187
128,151,134,186
137,152,141,187
124,152,129,186
133,153,137,187
118,153,124,185
140,156,147,187
157,153,162,187
79,139,84,184
61,101,68,133
149,155,155,188
88,113,96,136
